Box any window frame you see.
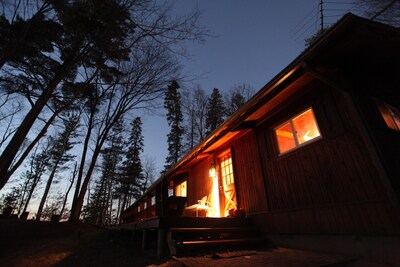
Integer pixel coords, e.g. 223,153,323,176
274,107,322,155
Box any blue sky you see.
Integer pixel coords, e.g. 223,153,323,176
142,0,360,173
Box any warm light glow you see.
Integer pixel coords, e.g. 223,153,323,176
175,180,187,197
208,176,220,217
220,153,237,216
209,164,216,178
275,108,321,154
378,102,400,131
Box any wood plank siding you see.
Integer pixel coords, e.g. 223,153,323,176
253,82,400,234
231,130,268,214
186,157,214,207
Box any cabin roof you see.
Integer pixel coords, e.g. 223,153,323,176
138,13,400,200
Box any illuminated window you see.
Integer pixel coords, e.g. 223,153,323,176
220,154,234,186
144,202,147,210
275,108,321,154
138,206,141,212
151,196,156,206
378,102,400,131
175,181,187,197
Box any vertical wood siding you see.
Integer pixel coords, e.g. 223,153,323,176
186,157,214,206
255,84,400,234
231,130,268,214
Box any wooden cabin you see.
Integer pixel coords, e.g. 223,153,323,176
121,13,400,264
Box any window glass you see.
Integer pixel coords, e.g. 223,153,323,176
151,196,156,206
292,109,321,144
275,108,321,154
275,122,296,154
220,154,234,186
144,202,147,210
175,180,187,197
378,103,400,131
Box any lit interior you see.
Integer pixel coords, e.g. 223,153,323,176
220,154,237,217
221,156,234,187
175,180,187,197
378,102,400,131
276,122,296,153
275,108,321,154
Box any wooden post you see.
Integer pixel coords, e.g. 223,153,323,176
142,229,147,250
161,179,169,216
157,228,166,258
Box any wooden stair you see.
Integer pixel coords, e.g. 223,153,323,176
166,218,266,256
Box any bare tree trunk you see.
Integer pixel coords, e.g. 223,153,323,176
70,104,96,222
36,159,61,221
69,140,105,222
59,162,77,221
0,60,72,189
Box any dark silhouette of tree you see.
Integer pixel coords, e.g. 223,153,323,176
116,117,144,222
206,88,225,134
0,0,135,189
164,80,184,172
59,161,78,221
36,113,80,221
0,1,55,70
19,140,52,216
304,27,330,48
224,83,255,117
357,0,400,26
181,85,208,152
83,117,125,225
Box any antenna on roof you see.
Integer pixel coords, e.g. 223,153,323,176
319,0,324,30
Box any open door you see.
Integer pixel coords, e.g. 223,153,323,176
218,151,237,217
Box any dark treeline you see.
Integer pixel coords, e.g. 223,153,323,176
0,0,205,224
163,81,255,171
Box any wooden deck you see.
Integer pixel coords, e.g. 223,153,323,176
121,216,263,258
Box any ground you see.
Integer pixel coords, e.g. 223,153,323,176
0,219,391,267
0,219,180,267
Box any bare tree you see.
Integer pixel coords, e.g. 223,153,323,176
59,161,78,221
224,83,255,117
357,0,400,26
0,0,144,189
181,85,208,151
142,155,157,194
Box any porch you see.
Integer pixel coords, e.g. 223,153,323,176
120,215,266,258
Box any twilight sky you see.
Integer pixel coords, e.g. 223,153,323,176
140,0,361,173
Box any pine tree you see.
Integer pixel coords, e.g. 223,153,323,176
164,80,184,171
36,114,79,221
117,117,145,221
83,117,124,225
19,141,52,216
206,88,226,134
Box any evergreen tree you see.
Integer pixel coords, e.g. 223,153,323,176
164,80,184,171
19,141,52,216
83,117,124,225
0,0,135,189
117,117,145,221
206,88,226,134
36,114,79,221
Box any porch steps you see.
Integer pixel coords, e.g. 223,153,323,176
167,220,267,256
